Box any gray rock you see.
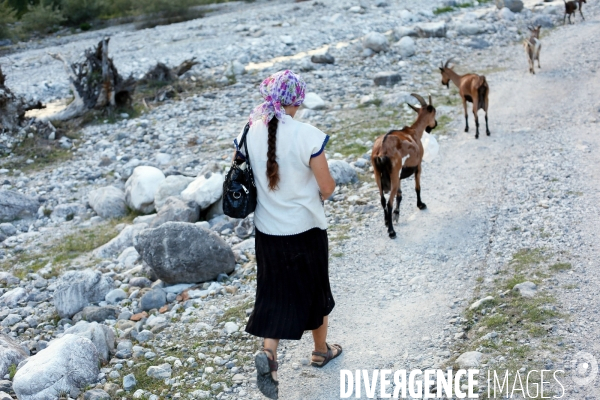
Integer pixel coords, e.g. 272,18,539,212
498,7,515,20
328,160,359,185
135,222,235,284
136,330,154,343
123,373,136,391
64,321,115,362
88,186,127,219
84,389,111,400
0,391,9,400
469,296,494,310
0,287,27,308
224,322,239,334
311,53,334,64
496,0,523,12
1,314,21,327
363,32,389,52
235,216,254,239
0,223,16,237
154,175,194,211
53,270,114,318
396,36,415,57
93,223,148,259
374,71,402,86
415,22,447,38
181,172,224,210
149,197,200,228
0,190,38,222
394,26,418,39
457,23,484,36
105,289,127,304
205,197,224,221
0,380,12,393
466,38,490,49
0,334,29,378
532,14,554,28
77,306,120,322
125,166,166,214
140,289,166,311
128,277,152,288
51,202,86,222
0,272,19,286
303,93,326,110
146,363,171,379
13,335,99,400
513,281,537,298
456,351,483,368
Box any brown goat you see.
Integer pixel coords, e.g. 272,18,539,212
371,94,437,238
524,25,542,74
564,0,586,24
439,59,490,139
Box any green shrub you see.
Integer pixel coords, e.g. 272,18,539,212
0,0,17,40
21,3,65,34
135,0,196,18
60,0,105,25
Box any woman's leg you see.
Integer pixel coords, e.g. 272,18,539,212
263,338,280,380
311,316,340,362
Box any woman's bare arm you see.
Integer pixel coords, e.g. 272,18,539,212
309,152,336,199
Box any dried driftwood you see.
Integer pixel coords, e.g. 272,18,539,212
0,65,44,132
141,57,199,84
47,37,136,121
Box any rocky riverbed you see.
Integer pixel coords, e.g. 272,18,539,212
1,0,600,399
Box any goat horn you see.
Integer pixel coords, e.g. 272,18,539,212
428,94,432,106
407,103,420,113
444,58,453,68
411,93,427,107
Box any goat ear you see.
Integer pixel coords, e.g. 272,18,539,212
407,103,419,113
439,67,444,72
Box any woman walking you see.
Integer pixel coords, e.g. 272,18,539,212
234,70,342,399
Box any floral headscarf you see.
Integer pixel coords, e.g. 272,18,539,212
248,70,306,126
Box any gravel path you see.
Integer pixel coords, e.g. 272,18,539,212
276,13,600,400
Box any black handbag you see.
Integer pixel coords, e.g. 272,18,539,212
223,123,257,218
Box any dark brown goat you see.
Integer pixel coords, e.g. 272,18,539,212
564,0,586,24
523,26,542,74
439,59,490,139
371,94,437,238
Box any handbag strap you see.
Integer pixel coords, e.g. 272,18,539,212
238,123,256,187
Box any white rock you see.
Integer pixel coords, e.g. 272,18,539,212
469,296,494,310
0,287,27,308
64,321,115,362
328,160,359,185
513,281,537,298
117,246,140,268
363,32,389,53
224,322,239,334
498,7,514,20
93,223,148,259
154,175,194,211
396,36,415,57
181,172,224,210
125,166,166,214
455,351,483,368
105,288,127,304
457,23,484,36
13,335,99,400
415,22,447,38
51,203,86,222
0,333,29,378
146,363,172,379
303,93,326,110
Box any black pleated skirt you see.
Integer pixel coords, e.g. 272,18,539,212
245,227,335,340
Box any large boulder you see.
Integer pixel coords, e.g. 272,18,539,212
415,22,447,38
495,0,523,12
395,36,415,57
13,335,100,400
0,190,38,222
363,32,389,53
64,321,115,362
149,197,200,228
125,166,165,214
328,160,359,185
181,172,223,210
303,93,326,110
53,270,114,318
135,222,235,284
0,334,29,378
154,175,194,211
88,186,127,219
93,223,148,259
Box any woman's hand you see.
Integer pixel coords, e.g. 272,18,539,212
310,153,336,200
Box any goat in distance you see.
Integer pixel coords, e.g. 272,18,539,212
524,26,542,74
439,59,490,139
371,94,437,239
564,0,586,24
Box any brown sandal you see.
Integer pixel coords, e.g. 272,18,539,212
311,343,343,368
255,348,279,399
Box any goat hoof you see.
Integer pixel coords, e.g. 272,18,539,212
487,131,491,136
475,135,479,139
418,203,427,210
464,128,469,133
388,231,396,239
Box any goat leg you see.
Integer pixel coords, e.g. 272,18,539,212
580,9,584,20
393,188,402,223
485,113,491,136
380,194,388,227
462,98,469,133
387,203,396,238
473,104,480,139
415,165,427,210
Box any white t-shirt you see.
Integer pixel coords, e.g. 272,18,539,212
234,115,330,236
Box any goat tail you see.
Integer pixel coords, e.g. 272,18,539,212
477,76,488,110
374,156,392,192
